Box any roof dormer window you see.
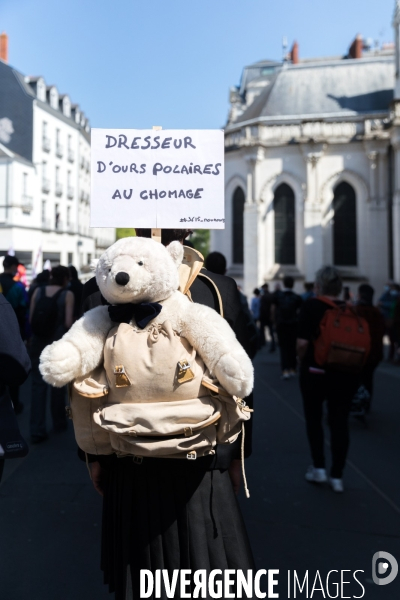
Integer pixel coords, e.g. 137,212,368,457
60,95,71,118
48,86,59,110
37,78,46,102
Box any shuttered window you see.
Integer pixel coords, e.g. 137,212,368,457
232,187,245,264
274,183,295,265
333,182,357,266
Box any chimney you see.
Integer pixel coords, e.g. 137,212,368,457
349,34,363,59
290,41,299,64
0,32,8,63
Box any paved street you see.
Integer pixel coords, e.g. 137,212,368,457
1,348,400,599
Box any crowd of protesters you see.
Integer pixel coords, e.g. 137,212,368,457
248,267,399,493
0,255,83,444
1,240,400,597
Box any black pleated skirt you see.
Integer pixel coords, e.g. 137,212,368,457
101,456,255,599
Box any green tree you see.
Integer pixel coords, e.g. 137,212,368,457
190,229,210,258
116,228,136,240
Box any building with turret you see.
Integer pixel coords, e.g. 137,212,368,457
212,3,400,297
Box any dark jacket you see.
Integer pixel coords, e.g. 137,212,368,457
79,270,254,467
355,303,385,366
0,294,31,393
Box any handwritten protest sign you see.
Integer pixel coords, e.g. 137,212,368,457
90,129,225,228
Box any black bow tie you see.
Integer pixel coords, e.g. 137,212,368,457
108,302,163,329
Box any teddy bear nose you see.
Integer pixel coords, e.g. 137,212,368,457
115,272,130,286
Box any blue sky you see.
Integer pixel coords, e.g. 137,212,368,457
0,0,396,129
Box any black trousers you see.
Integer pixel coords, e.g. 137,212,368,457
360,362,379,400
299,369,359,478
30,337,67,437
276,322,297,371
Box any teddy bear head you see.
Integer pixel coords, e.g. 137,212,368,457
95,236,184,305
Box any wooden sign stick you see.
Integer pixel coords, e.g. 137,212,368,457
151,126,162,243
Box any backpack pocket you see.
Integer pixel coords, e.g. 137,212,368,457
69,368,113,455
93,396,221,437
108,425,217,459
202,376,252,444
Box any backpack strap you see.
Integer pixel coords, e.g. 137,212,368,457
196,272,224,317
317,296,340,309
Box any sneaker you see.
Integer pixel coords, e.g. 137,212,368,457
305,466,327,483
330,478,344,493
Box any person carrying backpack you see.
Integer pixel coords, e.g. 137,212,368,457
297,266,364,493
29,265,74,443
0,255,29,414
272,275,303,379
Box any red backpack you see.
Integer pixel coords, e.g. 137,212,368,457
313,297,371,373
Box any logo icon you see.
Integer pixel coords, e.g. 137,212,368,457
372,552,398,586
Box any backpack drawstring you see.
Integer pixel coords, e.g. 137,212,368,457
241,422,250,498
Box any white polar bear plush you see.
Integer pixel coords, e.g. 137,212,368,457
39,237,254,398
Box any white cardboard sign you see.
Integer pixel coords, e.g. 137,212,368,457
90,129,225,229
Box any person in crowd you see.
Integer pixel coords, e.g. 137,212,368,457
272,276,302,379
205,250,227,275
0,255,28,413
205,252,259,359
378,282,399,361
29,265,74,443
28,269,51,303
250,287,261,322
79,229,255,599
297,266,360,493
392,290,400,364
260,283,276,352
301,282,315,302
355,284,385,407
68,265,84,321
0,293,31,483
343,286,353,303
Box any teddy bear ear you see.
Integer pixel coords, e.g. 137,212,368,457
167,241,184,267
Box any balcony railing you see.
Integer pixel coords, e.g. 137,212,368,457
56,144,63,158
42,218,51,231
67,186,74,199
55,220,64,232
21,195,33,212
42,178,50,193
67,223,75,233
55,182,63,197
68,148,75,162
42,137,51,152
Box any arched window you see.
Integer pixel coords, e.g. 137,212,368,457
232,187,245,263
333,182,357,266
274,183,295,265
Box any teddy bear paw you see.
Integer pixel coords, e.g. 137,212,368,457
39,340,82,387
214,353,254,398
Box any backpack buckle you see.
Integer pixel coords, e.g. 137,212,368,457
177,360,195,383
184,427,193,437
65,406,72,420
186,451,197,460
114,365,131,387
132,456,143,464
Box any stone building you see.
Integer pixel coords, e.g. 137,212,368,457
0,35,115,276
212,2,400,298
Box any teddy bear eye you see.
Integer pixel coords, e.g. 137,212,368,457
138,261,144,266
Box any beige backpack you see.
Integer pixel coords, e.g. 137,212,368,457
68,319,251,460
